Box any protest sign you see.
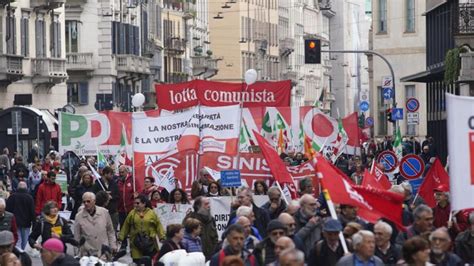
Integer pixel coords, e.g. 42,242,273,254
56,174,68,193
209,197,232,240
155,203,193,229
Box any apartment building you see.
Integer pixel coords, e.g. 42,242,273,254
0,0,68,110
370,0,427,137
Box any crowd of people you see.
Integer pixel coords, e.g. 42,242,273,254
0,136,471,266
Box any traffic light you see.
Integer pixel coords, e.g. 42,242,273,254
386,108,395,123
304,39,321,64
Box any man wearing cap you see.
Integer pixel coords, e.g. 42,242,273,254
433,184,451,228
308,218,349,266
0,231,31,266
40,238,79,266
253,219,287,265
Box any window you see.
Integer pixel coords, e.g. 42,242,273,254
405,85,416,135
21,12,29,56
406,0,415,32
50,15,61,57
378,0,387,33
112,21,139,55
67,82,89,105
65,21,78,53
36,14,46,57
6,14,16,54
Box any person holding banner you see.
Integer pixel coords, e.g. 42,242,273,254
191,169,212,199
117,165,136,229
168,188,190,204
92,166,120,231
142,177,158,200
206,181,221,197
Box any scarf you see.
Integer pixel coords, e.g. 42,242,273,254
43,214,59,225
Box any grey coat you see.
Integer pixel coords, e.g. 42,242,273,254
336,254,384,266
294,209,322,255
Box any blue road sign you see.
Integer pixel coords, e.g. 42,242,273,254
383,87,394,100
392,108,404,120
220,170,242,187
359,101,369,112
399,154,425,180
406,98,420,112
365,117,374,127
408,178,424,195
376,150,398,172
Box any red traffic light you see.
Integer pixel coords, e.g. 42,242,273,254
308,41,316,49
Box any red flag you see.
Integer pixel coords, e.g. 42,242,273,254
342,112,361,154
253,131,297,198
418,158,450,208
362,165,392,190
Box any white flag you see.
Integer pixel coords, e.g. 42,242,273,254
204,166,221,181
151,166,176,193
446,93,474,210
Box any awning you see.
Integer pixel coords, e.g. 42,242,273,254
400,67,444,83
21,106,58,132
423,0,447,15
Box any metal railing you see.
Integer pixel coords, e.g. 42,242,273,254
66,53,93,70
191,56,207,68
30,0,65,9
206,58,218,70
115,54,151,74
32,58,67,77
0,54,23,74
165,38,185,53
454,3,474,34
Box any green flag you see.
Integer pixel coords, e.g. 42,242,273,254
262,111,272,134
393,125,403,159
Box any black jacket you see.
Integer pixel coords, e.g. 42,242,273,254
70,183,94,219
92,178,119,214
28,215,74,248
185,211,218,260
455,230,474,264
6,188,35,228
228,203,270,238
252,238,276,265
261,200,287,220
308,239,347,266
51,253,80,266
374,243,402,265
13,246,32,266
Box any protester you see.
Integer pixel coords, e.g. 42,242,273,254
272,236,295,264
338,205,367,228
429,227,463,265
118,194,165,263
150,190,165,208
181,217,203,254
253,180,268,195
0,231,31,266
5,181,35,251
0,252,21,266
234,206,262,240
396,204,434,245
262,187,287,220
298,178,313,196
399,236,431,265
39,238,79,266
169,188,191,204
142,176,158,199
253,220,287,265
373,221,401,265
74,192,117,257
70,170,94,220
285,200,300,216
206,181,221,197
0,198,18,243
27,164,42,194
343,222,363,242
117,165,135,230
336,230,384,266
191,168,212,199
308,218,348,266
454,212,474,263
235,216,259,252
157,224,184,262
0,148,11,174
294,194,322,255
92,166,120,230
184,196,218,260
432,184,451,228
210,224,257,266
278,248,305,266
34,171,62,215
277,213,304,252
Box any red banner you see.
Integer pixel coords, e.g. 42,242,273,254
155,80,292,110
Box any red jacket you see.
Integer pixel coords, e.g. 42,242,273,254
35,182,62,215
117,175,134,213
433,203,450,228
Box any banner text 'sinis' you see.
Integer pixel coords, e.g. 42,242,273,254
155,79,291,111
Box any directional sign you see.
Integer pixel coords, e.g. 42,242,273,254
383,87,394,100
359,101,369,112
408,178,424,195
365,117,374,127
399,154,425,180
376,150,398,172
406,98,420,112
407,112,419,125
220,170,241,187
392,108,404,120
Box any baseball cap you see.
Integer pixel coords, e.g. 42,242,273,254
323,218,343,232
42,238,64,253
433,184,449,193
0,231,14,246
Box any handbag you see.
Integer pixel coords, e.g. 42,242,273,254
131,211,156,256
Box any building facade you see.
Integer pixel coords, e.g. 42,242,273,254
370,0,428,138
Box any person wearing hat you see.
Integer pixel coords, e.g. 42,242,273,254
40,238,79,266
0,231,32,266
433,184,451,228
252,219,287,265
308,218,350,266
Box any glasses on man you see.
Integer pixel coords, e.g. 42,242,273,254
83,200,92,204
134,201,142,205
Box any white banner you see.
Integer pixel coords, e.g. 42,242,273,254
446,93,474,210
155,203,193,229
200,105,240,155
209,197,232,240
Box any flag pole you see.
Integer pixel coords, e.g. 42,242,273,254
275,181,289,206
322,189,349,254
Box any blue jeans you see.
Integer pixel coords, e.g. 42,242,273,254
16,227,30,251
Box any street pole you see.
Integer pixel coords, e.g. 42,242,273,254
321,49,397,135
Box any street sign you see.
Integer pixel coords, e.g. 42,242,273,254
360,90,369,101
399,154,425,180
365,117,374,127
383,87,394,100
407,112,419,125
359,101,369,112
220,170,242,187
392,108,404,120
408,178,424,195
382,76,393,88
376,150,398,172
406,98,420,112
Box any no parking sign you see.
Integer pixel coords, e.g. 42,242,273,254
399,154,425,180
376,150,398,172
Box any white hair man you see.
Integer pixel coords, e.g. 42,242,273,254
74,192,117,258
235,205,261,240
279,248,305,266
429,227,462,265
396,204,434,245
374,221,401,265
294,194,322,255
235,216,259,252
336,230,384,266
432,184,450,228
278,213,304,251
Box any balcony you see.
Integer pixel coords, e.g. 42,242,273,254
165,38,185,54
323,90,336,102
168,72,189,84
32,58,67,88
115,54,151,75
279,38,295,57
281,71,298,86
0,0,13,6
319,0,335,17
66,53,94,72
0,54,24,87
31,0,65,9
454,3,474,48
203,58,219,79
191,56,207,76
